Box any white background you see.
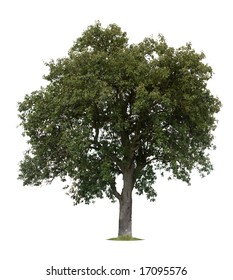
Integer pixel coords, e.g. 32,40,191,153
0,0,232,279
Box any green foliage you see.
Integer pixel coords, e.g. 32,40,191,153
18,21,221,204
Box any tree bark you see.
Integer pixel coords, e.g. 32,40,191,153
118,167,134,237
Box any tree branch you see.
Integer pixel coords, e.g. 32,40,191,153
111,185,121,201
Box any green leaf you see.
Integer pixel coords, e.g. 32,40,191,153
18,22,221,204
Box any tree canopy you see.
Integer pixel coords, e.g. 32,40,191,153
18,22,221,212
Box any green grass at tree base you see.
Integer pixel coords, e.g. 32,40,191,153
107,235,143,241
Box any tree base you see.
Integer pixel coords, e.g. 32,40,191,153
107,235,143,241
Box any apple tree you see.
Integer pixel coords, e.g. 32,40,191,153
18,22,221,237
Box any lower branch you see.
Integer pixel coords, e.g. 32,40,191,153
111,185,121,201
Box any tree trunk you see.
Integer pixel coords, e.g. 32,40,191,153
118,168,134,237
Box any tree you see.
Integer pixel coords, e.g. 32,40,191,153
18,22,221,238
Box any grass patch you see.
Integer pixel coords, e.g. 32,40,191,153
107,235,143,241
